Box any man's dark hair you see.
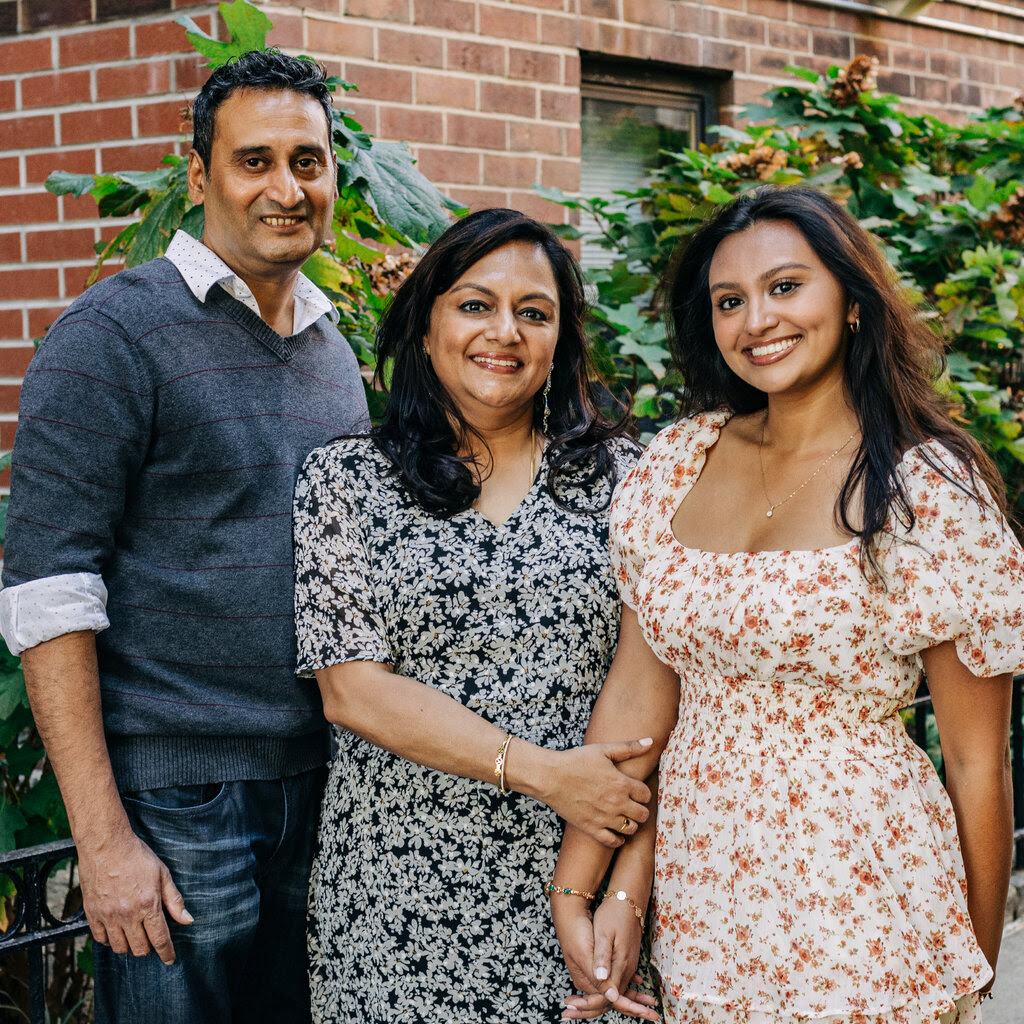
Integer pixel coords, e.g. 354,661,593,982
191,49,334,172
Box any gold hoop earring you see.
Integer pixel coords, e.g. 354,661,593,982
850,317,860,335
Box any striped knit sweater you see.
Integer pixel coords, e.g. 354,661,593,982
3,257,369,791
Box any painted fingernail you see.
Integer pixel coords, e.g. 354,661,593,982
639,737,653,745
595,966,609,980
604,987,619,1001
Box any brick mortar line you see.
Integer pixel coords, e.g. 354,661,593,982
0,301,72,309
0,96,191,118
0,262,96,270
301,18,573,55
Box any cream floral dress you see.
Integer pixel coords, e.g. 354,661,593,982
610,412,1024,1024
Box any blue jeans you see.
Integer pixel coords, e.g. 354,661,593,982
93,766,326,1024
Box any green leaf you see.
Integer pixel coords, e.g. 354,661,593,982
45,171,96,198
126,187,187,267
178,1,271,68
703,183,734,204
965,175,996,212
902,164,950,195
19,771,65,829
0,802,26,854
784,65,821,84
179,204,205,240
301,250,358,296
336,140,460,244
0,662,27,719
219,0,272,52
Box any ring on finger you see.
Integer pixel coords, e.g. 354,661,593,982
620,815,632,832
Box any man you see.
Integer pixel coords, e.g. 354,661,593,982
0,50,368,1023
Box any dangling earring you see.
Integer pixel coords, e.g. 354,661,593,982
850,317,860,335
542,363,553,436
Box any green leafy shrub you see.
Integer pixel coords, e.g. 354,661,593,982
541,56,1024,520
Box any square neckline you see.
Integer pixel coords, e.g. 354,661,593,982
664,409,861,558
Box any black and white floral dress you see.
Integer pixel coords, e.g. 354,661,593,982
293,435,640,1024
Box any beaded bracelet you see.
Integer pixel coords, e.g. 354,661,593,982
493,733,513,795
545,882,597,902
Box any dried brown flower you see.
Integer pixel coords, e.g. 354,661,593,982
827,55,880,108
830,151,864,171
352,251,418,297
720,145,788,181
982,186,1024,246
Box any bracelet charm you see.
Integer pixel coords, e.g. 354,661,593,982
614,889,644,928
493,733,513,795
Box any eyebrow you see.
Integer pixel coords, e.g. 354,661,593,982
709,262,812,294
449,283,557,304
230,143,329,160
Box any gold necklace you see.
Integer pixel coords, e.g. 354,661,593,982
759,421,858,519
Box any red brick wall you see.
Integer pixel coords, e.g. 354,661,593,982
1,0,1022,483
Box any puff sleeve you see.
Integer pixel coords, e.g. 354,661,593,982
293,444,393,673
609,458,648,611
878,442,1024,675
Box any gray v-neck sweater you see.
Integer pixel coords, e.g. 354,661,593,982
4,257,369,791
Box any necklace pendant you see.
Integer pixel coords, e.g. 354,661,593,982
766,508,774,518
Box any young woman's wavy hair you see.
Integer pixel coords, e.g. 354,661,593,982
666,185,1006,569
373,208,631,515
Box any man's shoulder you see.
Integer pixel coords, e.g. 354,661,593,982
54,257,191,330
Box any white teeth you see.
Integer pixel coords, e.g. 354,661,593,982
263,217,299,226
471,356,519,367
750,337,799,358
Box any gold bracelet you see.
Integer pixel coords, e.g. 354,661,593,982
610,889,644,928
545,881,596,902
493,733,513,795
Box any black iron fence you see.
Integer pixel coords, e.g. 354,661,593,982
0,837,89,1022
1,674,1023,1024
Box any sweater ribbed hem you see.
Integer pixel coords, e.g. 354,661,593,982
108,730,331,792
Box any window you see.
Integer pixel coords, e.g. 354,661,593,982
579,58,719,269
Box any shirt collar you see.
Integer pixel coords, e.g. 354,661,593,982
163,230,338,334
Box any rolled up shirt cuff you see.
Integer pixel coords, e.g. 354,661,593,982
0,572,109,655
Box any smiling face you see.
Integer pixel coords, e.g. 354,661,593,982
186,87,337,285
423,240,560,429
708,219,857,401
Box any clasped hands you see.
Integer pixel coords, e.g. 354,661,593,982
552,892,658,1021
537,738,654,848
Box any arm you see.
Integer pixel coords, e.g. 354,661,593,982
5,306,183,959
21,632,191,964
922,640,1013,990
560,774,659,1022
315,661,653,846
552,608,678,1014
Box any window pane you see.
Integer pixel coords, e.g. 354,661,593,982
579,93,699,269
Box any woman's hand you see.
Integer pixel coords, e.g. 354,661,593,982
552,894,658,1021
520,739,654,848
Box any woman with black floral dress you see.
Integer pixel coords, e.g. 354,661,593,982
292,209,675,1023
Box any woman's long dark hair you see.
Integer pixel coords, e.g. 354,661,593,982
666,185,1006,570
374,208,631,514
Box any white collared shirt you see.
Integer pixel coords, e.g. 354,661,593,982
0,231,339,654
164,229,337,335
